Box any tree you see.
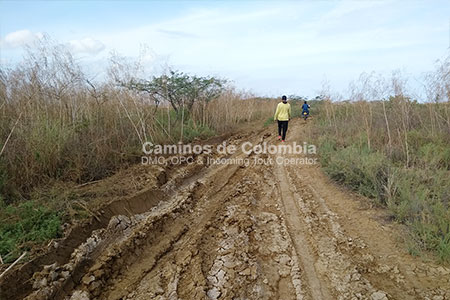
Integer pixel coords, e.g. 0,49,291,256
124,70,226,116
288,94,308,101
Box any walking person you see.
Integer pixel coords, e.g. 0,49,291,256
274,95,291,142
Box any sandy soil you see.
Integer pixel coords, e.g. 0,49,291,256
2,119,449,300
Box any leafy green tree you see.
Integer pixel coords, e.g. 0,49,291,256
124,70,226,116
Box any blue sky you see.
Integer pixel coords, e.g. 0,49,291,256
0,0,449,98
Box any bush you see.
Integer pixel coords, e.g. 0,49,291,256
390,169,450,261
182,120,216,141
418,142,450,169
320,142,389,202
0,201,62,263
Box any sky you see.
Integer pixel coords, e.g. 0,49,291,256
0,0,449,98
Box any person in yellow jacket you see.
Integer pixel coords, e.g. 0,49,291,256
274,95,291,142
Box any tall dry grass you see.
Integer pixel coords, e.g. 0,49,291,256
0,41,275,201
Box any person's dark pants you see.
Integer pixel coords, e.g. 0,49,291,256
277,120,289,140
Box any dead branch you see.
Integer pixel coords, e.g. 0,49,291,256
0,252,27,280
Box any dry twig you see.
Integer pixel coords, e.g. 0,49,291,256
0,252,27,280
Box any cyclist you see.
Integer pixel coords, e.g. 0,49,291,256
301,101,310,119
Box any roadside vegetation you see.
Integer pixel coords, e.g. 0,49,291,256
0,39,276,262
309,58,450,262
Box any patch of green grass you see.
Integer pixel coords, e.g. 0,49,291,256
264,117,274,127
438,235,450,262
0,200,62,263
319,142,389,202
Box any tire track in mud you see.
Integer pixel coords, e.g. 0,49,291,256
103,159,247,300
68,137,259,300
49,131,295,299
283,163,390,300
66,133,311,300
274,153,331,300
113,135,306,300
278,121,397,299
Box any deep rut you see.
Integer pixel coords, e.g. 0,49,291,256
274,153,331,299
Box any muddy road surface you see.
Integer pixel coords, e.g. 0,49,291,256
2,120,449,300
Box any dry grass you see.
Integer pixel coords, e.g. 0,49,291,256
0,41,275,201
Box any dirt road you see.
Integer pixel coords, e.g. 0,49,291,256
4,120,450,300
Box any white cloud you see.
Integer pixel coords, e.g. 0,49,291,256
2,1,447,97
68,37,105,55
1,29,43,48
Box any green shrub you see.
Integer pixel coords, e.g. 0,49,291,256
264,117,274,127
317,137,336,167
320,142,389,202
418,142,450,169
438,235,450,262
182,120,216,141
390,169,450,261
0,201,62,263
